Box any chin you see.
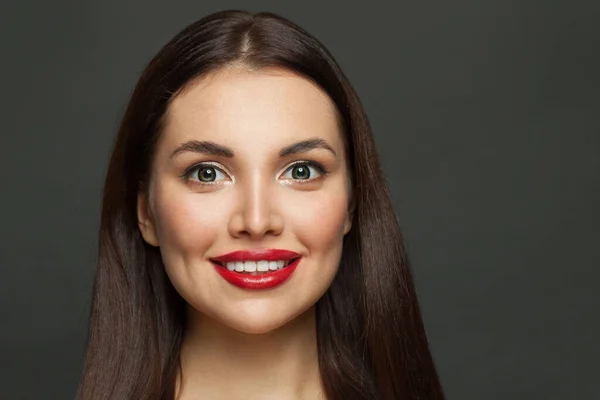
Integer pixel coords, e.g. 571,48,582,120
228,319,286,335
194,300,316,336
223,307,306,335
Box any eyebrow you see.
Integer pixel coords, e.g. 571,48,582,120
279,138,336,157
170,137,336,159
170,140,234,158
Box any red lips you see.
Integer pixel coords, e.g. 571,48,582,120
210,249,301,290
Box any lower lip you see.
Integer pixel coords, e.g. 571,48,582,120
213,258,300,290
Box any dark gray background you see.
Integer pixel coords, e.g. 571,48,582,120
1,1,598,399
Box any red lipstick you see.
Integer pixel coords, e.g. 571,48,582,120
210,249,301,290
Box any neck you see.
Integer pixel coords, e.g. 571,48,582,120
177,306,324,400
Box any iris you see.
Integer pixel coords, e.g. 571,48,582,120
291,165,310,180
198,167,216,182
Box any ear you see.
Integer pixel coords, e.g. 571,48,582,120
137,192,160,247
343,194,355,235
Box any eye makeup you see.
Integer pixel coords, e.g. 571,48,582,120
180,161,233,186
180,159,329,188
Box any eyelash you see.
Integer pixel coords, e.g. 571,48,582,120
181,160,328,185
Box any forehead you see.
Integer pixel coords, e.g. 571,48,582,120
158,67,344,154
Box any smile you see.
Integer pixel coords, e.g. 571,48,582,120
210,249,301,289
212,259,296,274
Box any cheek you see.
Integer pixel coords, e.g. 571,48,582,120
284,189,349,254
151,184,229,261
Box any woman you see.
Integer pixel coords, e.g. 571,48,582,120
78,9,445,400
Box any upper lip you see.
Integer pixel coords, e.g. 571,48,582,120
210,249,301,263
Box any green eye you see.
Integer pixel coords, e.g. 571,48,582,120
291,165,310,179
187,165,228,183
198,167,217,182
281,162,325,181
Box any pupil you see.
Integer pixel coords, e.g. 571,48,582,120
199,167,215,182
292,165,310,180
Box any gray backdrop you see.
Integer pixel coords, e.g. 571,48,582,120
1,1,598,399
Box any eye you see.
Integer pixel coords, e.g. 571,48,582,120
185,164,229,183
280,162,326,181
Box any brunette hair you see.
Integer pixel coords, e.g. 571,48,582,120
78,9,445,400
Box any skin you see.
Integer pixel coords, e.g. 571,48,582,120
137,66,352,399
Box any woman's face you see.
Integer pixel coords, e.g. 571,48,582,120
137,66,352,334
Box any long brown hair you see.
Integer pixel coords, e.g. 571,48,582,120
78,10,445,400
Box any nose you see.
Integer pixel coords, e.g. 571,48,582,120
228,174,283,239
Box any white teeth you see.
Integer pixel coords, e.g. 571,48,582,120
221,260,292,273
244,261,257,272
257,260,269,272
